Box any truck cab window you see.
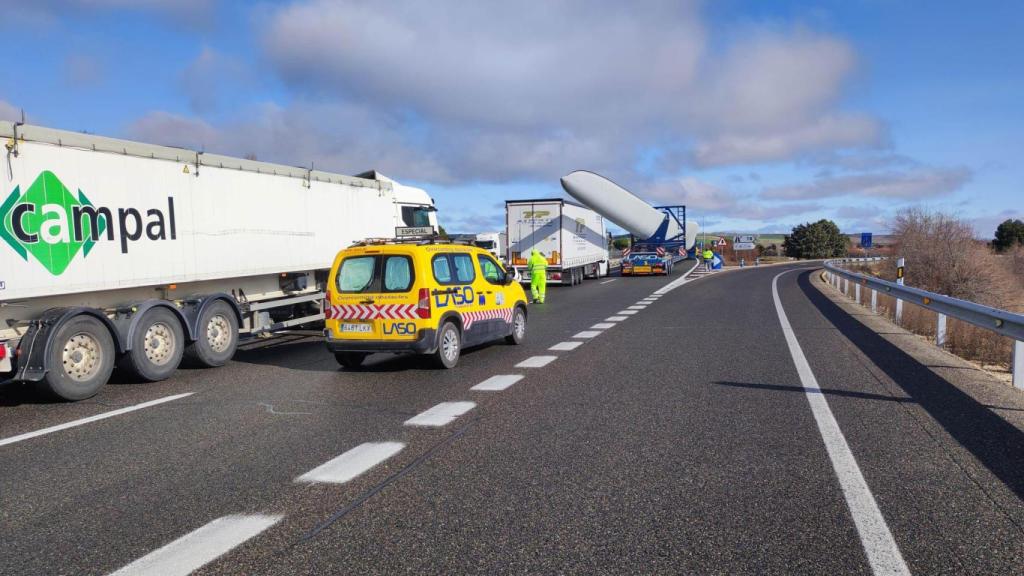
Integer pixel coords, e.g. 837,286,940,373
401,205,432,227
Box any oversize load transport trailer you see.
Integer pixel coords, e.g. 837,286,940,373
0,122,437,400
505,198,609,286
559,171,697,276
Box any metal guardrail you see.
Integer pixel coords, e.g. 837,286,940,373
824,258,1024,389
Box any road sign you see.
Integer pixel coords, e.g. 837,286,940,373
734,235,756,244
396,226,434,237
861,232,873,248
733,242,756,250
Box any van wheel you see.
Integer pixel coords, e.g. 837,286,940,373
433,321,461,368
118,307,185,382
184,300,238,368
505,306,527,345
38,315,116,401
335,352,368,369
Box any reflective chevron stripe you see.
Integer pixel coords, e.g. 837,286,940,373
462,308,515,330
326,303,418,320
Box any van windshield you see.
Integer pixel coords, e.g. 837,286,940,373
337,256,376,293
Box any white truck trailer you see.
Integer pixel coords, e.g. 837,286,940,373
506,198,608,286
0,122,437,400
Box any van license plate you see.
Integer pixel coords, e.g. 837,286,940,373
341,323,372,333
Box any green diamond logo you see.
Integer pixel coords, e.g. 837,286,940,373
0,171,106,276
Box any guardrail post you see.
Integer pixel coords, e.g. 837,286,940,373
871,289,877,313
1014,341,1023,390
936,314,947,347
855,283,861,304
843,278,849,296
895,257,905,325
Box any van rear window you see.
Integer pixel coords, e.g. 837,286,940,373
337,256,376,293
383,256,413,292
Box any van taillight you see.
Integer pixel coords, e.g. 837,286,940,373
323,290,333,316
417,288,431,319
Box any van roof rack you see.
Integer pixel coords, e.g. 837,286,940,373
349,235,476,247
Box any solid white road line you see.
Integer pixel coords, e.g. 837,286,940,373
404,401,476,427
516,356,558,368
471,374,524,391
549,341,584,351
627,305,647,310
591,322,615,329
771,271,910,576
600,279,617,284
108,514,282,576
654,263,700,295
572,331,602,339
296,442,405,484
0,393,194,449
617,310,639,315
606,316,628,322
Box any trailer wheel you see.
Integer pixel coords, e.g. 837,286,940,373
335,352,367,369
38,315,116,401
118,307,185,382
432,321,461,369
505,306,527,345
184,300,239,368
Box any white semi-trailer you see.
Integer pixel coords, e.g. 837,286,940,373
506,198,608,286
0,122,437,400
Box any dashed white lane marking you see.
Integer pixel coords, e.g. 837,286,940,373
771,270,910,576
627,305,647,310
600,279,617,284
591,322,615,329
516,355,558,368
0,393,194,449
573,330,602,339
471,374,524,391
549,341,583,351
108,514,282,576
606,316,628,322
617,310,639,315
654,263,701,295
296,442,405,484
404,401,476,427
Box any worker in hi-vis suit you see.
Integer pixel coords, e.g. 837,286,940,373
528,249,548,304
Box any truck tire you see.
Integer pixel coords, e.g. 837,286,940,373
184,300,239,368
505,306,527,345
38,315,116,401
335,352,368,369
432,321,461,369
117,307,185,382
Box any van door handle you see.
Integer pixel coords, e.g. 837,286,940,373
360,298,375,304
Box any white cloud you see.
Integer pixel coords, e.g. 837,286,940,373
763,167,971,200
692,113,882,167
254,1,881,181
643,176,821,222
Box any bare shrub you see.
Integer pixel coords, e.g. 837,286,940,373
830,208,1024,371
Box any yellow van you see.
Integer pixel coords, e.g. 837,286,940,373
324,239,529,369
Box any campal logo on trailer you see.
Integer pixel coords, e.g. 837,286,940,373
0,171,177,276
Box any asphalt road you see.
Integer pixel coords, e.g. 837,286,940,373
1,261,1022,575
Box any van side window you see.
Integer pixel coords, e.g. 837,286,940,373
432,255,453,284
477,254,504,284
452,253,475,283
383,256,414,292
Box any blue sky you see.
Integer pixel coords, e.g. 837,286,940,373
1,0,1020,237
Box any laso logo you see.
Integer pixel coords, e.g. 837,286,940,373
0,171,177,276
